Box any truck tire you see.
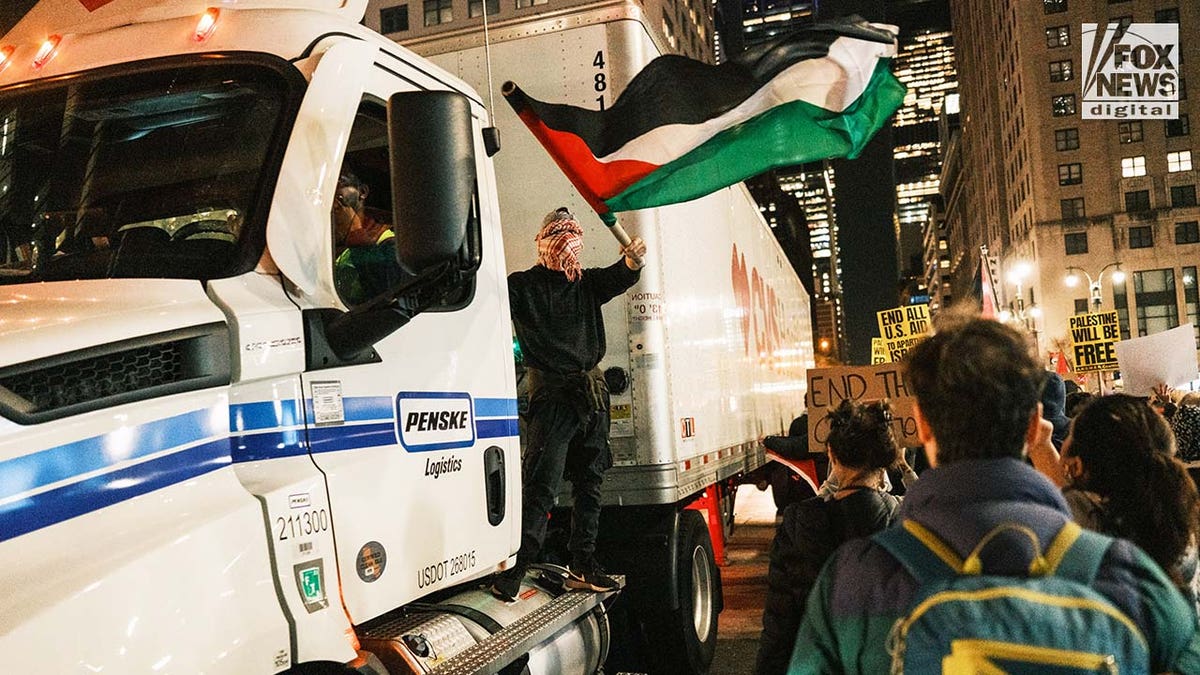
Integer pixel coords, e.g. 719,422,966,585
644,510,719,674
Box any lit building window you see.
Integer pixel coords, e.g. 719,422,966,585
1168,150,1193,172
1046,25,1070,48
1121,155,1146,177
1052,94,1076,116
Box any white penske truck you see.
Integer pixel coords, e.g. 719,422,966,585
0,1,812,674
398,6,813,672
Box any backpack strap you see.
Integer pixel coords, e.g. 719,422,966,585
873,520,966,584
875,519,1115,586
1044,521,1115,586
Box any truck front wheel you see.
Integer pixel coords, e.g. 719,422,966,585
645,510,719,673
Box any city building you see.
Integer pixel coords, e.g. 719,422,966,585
365,0,714,62
890,0,957,299
736,0,956,363
944,0,1199,372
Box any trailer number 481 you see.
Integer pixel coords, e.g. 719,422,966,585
594,51,607,110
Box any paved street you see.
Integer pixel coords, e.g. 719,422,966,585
711,485,777,675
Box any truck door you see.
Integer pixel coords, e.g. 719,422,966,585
300,67,520,624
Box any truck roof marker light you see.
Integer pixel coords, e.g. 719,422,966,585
0,46,14,73
194,8,220,42
32,35,60,69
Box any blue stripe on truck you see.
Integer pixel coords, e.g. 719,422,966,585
0,409,219,502
0,396,519,540
0,439,231,543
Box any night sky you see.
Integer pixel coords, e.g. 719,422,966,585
1,1,39,37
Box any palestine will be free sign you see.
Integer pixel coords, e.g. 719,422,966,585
876,304,931,362
1070,311,1121,373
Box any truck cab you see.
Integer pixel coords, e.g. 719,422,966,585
0,2,613,673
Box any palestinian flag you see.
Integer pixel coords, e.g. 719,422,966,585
502,17,906,223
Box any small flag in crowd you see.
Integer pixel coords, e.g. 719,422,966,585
502,16,906,222
979,246,1001,320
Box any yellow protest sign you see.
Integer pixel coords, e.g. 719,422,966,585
805,364,918,453
876,304,931,362
871,338,889,364
1069,311,1121,373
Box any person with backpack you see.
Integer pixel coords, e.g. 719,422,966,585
1029,393,1200,618
755,399,901,675
788,314,1200,674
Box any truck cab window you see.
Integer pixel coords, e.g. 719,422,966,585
333,100,473,310
0,60,295,284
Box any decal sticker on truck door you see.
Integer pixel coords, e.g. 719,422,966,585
311,381,345,426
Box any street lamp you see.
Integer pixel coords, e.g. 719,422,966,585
1002,261,1039,340
1064,262,1125,312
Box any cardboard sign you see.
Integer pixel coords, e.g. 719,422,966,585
1114,323,1198,395
871,338,890,364
876,304,931,362
1069,311,1121,373
805,364,919,453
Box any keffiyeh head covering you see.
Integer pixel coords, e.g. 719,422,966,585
535,208,584,281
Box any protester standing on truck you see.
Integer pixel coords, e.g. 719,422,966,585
491,207,647,601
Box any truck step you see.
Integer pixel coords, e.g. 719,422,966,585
430,577,623,675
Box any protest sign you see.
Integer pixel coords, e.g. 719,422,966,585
1114,323,1198,395
876,304,930,362
1069,311,1121,373
871,338,889,364
805,363,918,453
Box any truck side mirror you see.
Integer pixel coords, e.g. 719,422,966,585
387,91,481,275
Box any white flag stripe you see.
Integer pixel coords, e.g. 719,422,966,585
595,34,897,166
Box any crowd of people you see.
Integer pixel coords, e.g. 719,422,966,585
757,311,1200,674
439,197,1200,673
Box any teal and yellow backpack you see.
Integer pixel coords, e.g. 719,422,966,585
873,520,1149,674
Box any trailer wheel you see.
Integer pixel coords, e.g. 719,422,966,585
645,510,719,674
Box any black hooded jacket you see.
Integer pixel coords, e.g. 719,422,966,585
755,488,900,675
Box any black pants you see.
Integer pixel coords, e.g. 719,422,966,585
516,372,611,566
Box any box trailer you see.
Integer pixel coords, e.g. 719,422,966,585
404,6,814,670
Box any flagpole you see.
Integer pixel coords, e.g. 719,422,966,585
603,215,644,267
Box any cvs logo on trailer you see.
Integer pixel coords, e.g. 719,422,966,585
395,392,475,452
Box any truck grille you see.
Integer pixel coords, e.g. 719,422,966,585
0,323,230,424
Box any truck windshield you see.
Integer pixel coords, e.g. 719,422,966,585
0,60,294,284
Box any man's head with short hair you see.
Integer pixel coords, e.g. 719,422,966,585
904,312,1046,465
333,171,369,244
